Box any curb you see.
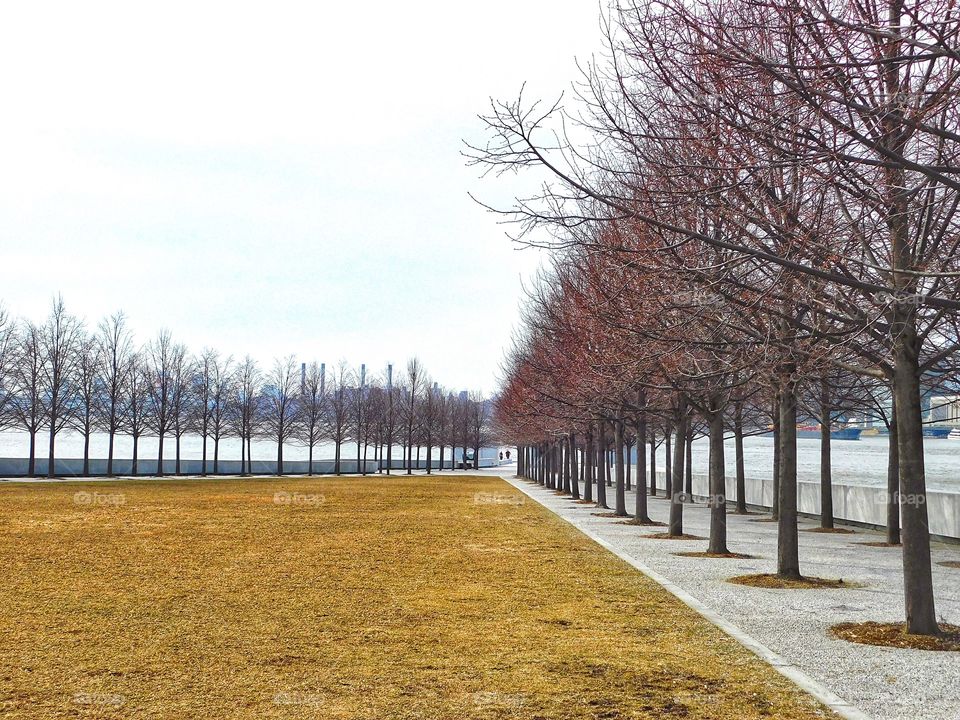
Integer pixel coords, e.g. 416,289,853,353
503,475,873,720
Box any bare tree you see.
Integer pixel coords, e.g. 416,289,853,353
207,355,234,474
146,330,179,475
71,333,101,475
0,306,17,430
39,296,83,477
168,345,193,475
402,358,424,474
325,361,352,475
9,322,44,475
123,353,152,475
261,355,300,475
299,361,326,475
96,312,134,476
231,355,261,475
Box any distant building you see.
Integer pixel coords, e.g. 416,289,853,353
928,395,960,423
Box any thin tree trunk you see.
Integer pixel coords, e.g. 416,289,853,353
777,374,800,579
649,432,657,496
107,428,115,477
635,398,651,523
669,400,688,536
28,431,36,477
772,397,781,520
83,429,90,476
886,400,901,545
47,424,56,479
820,377,834,529
583,430,594,502
614,418,627,516
665,425,673,498
734,403,747,514
132,435,139,475
707,404,728,554
684,422,693,500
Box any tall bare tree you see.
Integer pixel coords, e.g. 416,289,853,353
40,296,83,477
261,355,300,475
96,312,134,476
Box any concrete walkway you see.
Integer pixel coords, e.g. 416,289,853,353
483,468,959,720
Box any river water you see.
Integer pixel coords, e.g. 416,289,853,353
645,435,960,493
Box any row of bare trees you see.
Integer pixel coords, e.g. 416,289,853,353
0,298,491,477
476,0,960,636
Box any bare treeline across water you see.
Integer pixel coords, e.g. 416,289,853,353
0,297,493,476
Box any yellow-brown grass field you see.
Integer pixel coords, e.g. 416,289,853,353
0,475,835,719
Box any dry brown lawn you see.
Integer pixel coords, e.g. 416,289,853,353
0,475,837,719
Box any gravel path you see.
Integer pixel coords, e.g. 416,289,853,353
481,469,960,720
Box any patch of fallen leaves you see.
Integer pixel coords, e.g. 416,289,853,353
831,622,960,651
728,574,859,589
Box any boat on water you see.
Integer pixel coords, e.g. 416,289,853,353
950,428,960,440
923,426,952,439
796,425,862,440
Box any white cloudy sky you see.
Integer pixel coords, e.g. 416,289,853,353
0,1,601,392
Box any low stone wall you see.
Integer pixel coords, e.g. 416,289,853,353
0,452,502,477
649,469,960,541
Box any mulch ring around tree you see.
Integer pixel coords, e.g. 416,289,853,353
616,519,667,527
856,541,901,548
748,517,779,523
674,551,757,559
591,511,632,518
801,526,855,534
572,499,596,505
938,560,960,569
830,622,960,651
642,532,706,540
727,573,861,589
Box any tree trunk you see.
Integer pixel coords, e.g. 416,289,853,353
614,418,627,516
684,422,693,501
734,403,747,513
669,399,688,536
202,433,208,477
820,377,834,529
569,434,580,499
28,432,36,477
625,437,632,492
707,404,729,554
886,401,901,545
107,429,115,477
83,429,90,477
777,374,800,579
635,402,651,523
583,430,594,502
664,426,673,498
213,438,220,474
893,334,939,634
278,439,284,476
649,432,657,496
47,424,56,478
176,434,182,476
132,435,139,475
772,396,781,520
157,434,165,476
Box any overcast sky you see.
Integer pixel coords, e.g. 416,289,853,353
0,2,601,393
